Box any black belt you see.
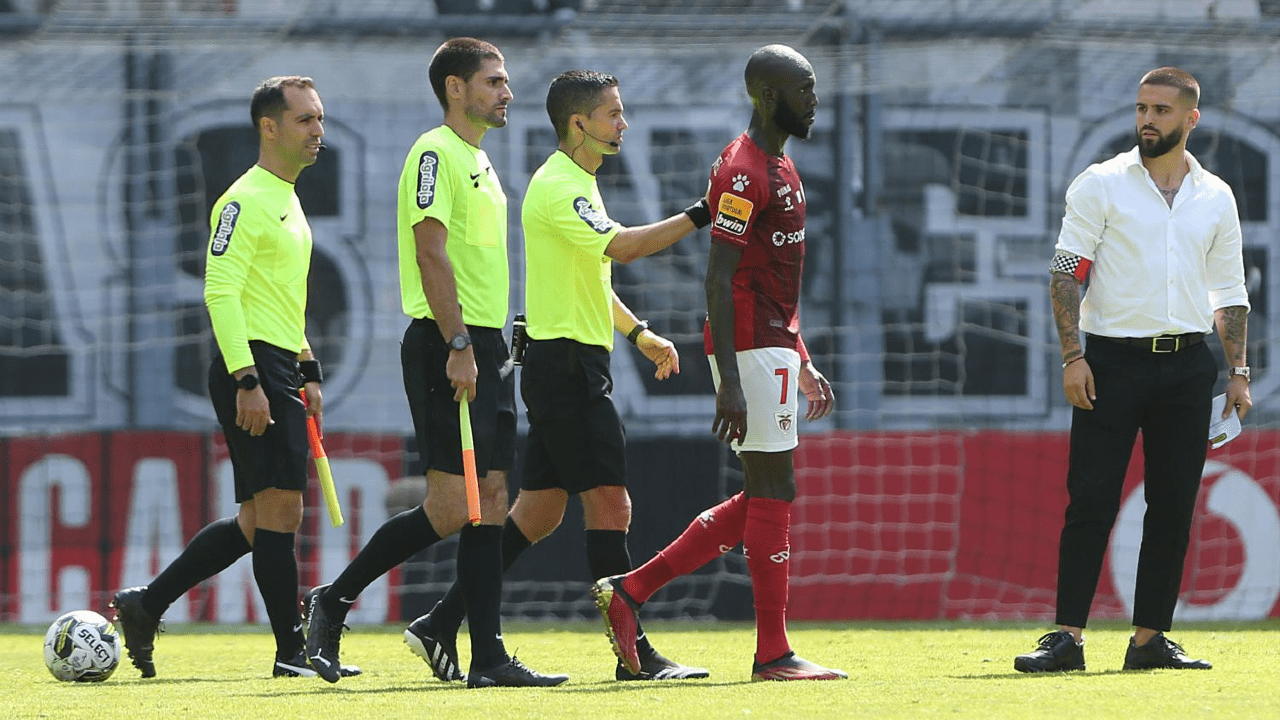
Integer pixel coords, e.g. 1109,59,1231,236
1087,333,1205,353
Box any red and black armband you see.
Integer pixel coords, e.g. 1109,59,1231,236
1049,250,1092,283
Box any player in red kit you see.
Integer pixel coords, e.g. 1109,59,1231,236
592,44,845,682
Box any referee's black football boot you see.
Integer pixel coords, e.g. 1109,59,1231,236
616,647,711,681
467,656,570,688
304,584,350,683
1014,630,1086,673
298,586,363,676
273,651,318,678
404,611,465,682
109,586,164,678
1122,633,1212,670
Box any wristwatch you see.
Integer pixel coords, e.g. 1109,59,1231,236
449,333,472,352
236,374,259,391
1230,366,1250,382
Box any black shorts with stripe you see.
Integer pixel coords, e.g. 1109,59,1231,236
520,338,626,495
209,341,309,504
401,317,516,478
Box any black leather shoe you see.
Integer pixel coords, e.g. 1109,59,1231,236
1014,630,1085,672
1123,633,1211,670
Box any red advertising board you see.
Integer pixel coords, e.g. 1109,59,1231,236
791,430,1280,621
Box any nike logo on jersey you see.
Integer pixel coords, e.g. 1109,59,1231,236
280,214,288,221
339,596,357,605
293,623,304,633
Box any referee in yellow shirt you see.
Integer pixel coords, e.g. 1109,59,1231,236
111,76,339,679
304,38,565,688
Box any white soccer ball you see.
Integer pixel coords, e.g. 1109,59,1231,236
43,610,122,682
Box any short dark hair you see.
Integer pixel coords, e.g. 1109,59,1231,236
546,70,619,142
1140,67,1200,108
250,76,315,133
428,37,504,111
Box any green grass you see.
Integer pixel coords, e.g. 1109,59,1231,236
4,620,1278,719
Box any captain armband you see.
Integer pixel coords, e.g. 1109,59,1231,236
1048,250,1092,283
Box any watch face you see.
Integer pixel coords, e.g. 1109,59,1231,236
450,334,471,351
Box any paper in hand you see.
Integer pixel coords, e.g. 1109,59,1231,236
1208,393,1242,450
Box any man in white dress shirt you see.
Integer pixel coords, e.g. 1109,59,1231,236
1015,67,1252,673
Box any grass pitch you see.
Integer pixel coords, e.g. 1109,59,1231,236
4,620,1277,719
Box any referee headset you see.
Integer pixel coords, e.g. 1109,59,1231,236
577,119,619,148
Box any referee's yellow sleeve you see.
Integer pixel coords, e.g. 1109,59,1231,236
205,204,258,373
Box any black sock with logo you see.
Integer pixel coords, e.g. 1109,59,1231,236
251,528,302,659
324,506,441,622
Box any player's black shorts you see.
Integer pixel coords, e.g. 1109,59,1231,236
209,341,309,504
402,317,516,478
520,338,626,494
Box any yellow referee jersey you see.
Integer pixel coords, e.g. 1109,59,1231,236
521,151,621,350
397,125,509,329
204,164,312,372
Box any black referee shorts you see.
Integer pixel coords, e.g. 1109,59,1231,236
401,317,516,478
209,341,309,504
520,338,626,494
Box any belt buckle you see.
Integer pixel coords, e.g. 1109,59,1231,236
1151,336,1178,353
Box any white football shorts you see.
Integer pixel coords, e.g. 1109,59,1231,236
707,346,800,453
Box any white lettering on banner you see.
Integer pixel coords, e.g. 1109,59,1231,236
18,455,92,622
317,459,390,625
1110,460,1280,621
120,458,189,622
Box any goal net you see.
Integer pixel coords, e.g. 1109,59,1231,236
3,0,1278,627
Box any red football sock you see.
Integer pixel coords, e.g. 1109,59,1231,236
744,497,792,664
623,492,748,604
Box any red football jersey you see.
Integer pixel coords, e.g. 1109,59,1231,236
703,133,806,355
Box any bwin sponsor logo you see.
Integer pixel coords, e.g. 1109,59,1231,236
715,213,747,235
772,228,805,247
417,152,438,208
211,201,240,256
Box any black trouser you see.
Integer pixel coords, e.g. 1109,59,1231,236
1055,335,1217,631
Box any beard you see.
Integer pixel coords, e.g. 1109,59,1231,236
1136,124,1183,158
774,98,811,140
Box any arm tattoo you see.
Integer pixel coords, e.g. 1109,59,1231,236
1050,272,1083,362
1217,305,1248,365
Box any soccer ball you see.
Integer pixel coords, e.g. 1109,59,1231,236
43,610,122,682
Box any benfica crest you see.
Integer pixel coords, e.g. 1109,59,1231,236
774,411,794,432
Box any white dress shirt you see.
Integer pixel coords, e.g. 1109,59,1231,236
1055,147,1249,337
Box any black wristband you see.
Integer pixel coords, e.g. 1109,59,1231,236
684,198,712,229
299,359,323,384
627,320,650,345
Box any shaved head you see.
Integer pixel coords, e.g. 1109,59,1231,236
745,44,813,101
743,44,817,143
